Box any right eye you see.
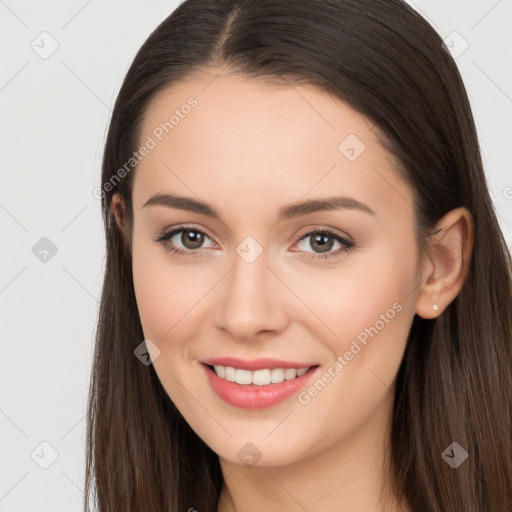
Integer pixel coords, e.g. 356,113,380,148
154,226,217,258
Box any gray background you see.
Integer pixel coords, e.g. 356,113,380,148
0,0,511,510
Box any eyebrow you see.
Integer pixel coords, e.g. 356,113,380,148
142,193,376,221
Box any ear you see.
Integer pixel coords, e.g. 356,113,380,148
111,193,125,234
415,207,474,319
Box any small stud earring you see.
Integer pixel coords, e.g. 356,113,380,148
432,304,439,311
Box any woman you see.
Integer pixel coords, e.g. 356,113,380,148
84,0,512,510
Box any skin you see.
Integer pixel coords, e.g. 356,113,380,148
112,67,473,512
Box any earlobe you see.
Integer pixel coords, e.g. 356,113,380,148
415,207,474,319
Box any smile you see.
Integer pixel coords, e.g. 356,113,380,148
200,358,319,409
211,365,310,385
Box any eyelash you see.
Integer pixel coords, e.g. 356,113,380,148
153,226,355,260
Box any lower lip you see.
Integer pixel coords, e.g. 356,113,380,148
201,364,318,409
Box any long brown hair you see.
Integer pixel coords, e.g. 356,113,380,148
84,0,512,510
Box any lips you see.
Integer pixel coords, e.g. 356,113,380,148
200,357,319,409
201,357,317,371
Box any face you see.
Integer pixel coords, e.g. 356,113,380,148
125,68,423,467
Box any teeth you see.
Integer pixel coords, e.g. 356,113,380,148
284,368,296,380
224,366,236,382
214,365,225,379
253,369,271,386
235,369,252,385
212,365,311,386
270,368,284,383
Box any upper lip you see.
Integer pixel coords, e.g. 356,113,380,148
200,357,317,371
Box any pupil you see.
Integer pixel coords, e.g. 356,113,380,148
312,233,333,253
183,230,204,249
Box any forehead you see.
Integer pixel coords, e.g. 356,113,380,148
132,69,412,221
140,69,378,154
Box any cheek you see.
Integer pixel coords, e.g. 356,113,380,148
296,245,417,413
297,247,418,421
290,241,418,351
131,232,189,343
132,246,172,339
131,239,219,442
131,234,215,348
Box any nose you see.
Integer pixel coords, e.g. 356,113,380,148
215,248,289,341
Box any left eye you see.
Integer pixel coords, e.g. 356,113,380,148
154,227,355,260
293,229,355,259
